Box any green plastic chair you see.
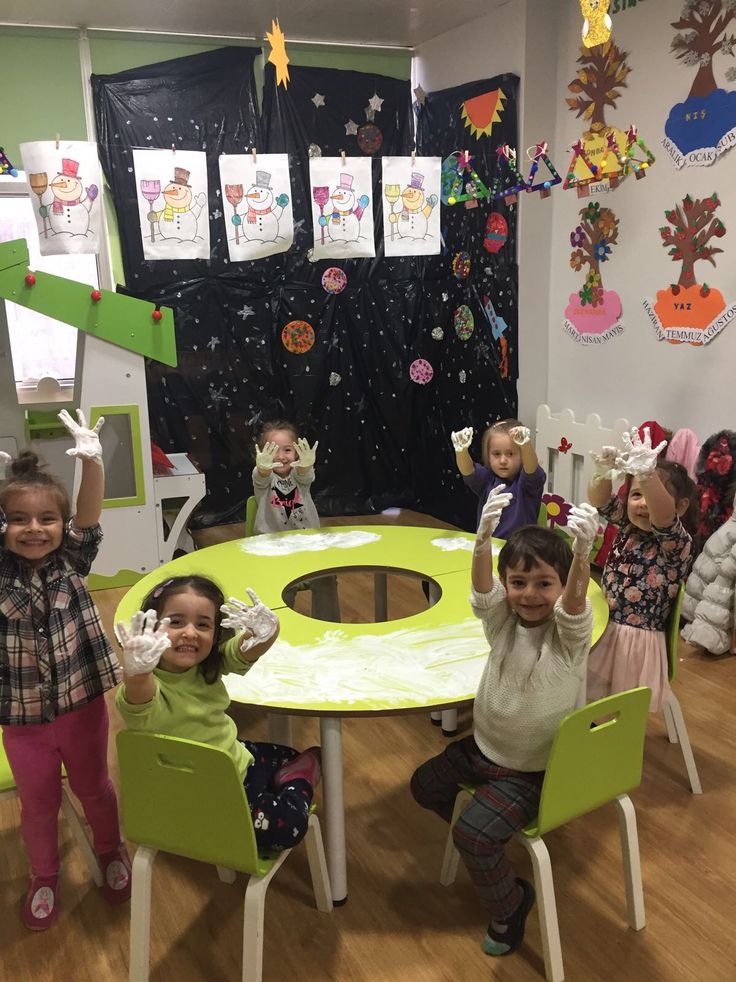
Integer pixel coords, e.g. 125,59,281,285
439,688,651,982
117,731,332,982
0,732,102,887
245,495,257,537
662,582,702,794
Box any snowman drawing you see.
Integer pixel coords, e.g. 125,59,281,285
391,172,437,240
153,167,206,242
44,158,98,238
319,173,369,243
239,170,289,244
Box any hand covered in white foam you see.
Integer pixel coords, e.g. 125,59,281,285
615,427,667,478
590,445,620,484
567,502,599,558
509,425,531,447
450,427,474,452
476,484,513,546
255,441,279,471
116,609,171,676
220,589,279,652
58,409,104,464
293,437,318,470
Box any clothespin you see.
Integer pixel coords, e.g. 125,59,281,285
171,143,176,154
251,147,257,164
341,150,346,166
411,148,416,165
55,133,60,150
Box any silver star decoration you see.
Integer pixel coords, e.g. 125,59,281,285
211,208,222,220
364,106,376,122
344,119,359,136
329,372,342,386
207,385,229,408
311,93,326,108
431,326,444,341
413,84,426,105
293,218,306,239
236,304,255,320
459,370,467,383
206,336,221,351
308,143,322,158
355,395,367,415
368,93,384,113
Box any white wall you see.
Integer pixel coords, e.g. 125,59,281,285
548,0,736,441
417,0,736,444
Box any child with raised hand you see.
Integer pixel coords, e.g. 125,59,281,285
0,410,129,931
253,420,320,533
115,575,321,853
587,428,697,712
411,487,596,959
451,420,546,537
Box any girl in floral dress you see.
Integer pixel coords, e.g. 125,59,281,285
586,429,697,712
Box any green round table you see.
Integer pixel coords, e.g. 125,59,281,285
116,525,609,904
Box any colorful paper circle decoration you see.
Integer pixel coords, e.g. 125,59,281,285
321,267,347,295
484,212,508,254
409,358,434,384
358,124,383,155
454,305,474,341
282,320,315,354
452,251,471,280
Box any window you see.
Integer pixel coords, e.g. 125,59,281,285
0,172,97,401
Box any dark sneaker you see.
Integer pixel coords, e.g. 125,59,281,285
483,878,536,956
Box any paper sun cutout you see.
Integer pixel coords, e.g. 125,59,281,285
266,19,290,89
461,89,506,138
580,0,612,49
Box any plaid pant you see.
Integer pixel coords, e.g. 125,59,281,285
411,736,544,920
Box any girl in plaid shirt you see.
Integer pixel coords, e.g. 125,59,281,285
0,410,128,931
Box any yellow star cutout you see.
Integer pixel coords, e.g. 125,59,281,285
266,18,290,89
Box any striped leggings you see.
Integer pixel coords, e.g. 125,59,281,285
410,736,544,920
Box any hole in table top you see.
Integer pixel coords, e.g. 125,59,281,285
282,567,442,624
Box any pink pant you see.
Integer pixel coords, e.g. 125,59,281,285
2,696,122,877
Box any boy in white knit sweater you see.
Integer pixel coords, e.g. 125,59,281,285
411,486,598,959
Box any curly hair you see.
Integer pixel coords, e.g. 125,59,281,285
694,429,736,546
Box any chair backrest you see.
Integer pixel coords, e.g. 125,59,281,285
666,582,686,684
0,733,16,795
528,687,651,837
116,730,268,875
245,495,257,537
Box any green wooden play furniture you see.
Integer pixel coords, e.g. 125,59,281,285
662,582,702,794
117,731,332,982
0,732,102,888
245,495,257,537
439,687,652,982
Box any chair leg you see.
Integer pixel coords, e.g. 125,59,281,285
242,852,289,982
60,784,103,887
129,846,157,982
662,701,678,744
304,814,334,913
614,794,645,931
516,834,564,982
665,693,703,794
429,711,442,725
439,789,473,887
217,866,237,884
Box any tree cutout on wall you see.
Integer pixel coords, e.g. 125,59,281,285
566,40,631,134
570,201,620,304
564,201,623,344
671,0,736,99
566,40,631,184
659,192,725,288
663,1,736,166
645,191,734,346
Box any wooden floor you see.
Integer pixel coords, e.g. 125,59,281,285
2,511,736,981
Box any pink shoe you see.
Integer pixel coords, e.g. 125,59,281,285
23,875,59,931
274,747,322,789
98,846,132,905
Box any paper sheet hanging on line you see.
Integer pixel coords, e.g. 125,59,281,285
381,156,441,257
219,153,294,261
309,156,375,259
20,141,102,256
132,148,210,261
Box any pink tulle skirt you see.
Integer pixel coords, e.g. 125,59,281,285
587,622,670,713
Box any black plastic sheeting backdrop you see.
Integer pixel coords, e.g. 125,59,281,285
92,47,519,530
